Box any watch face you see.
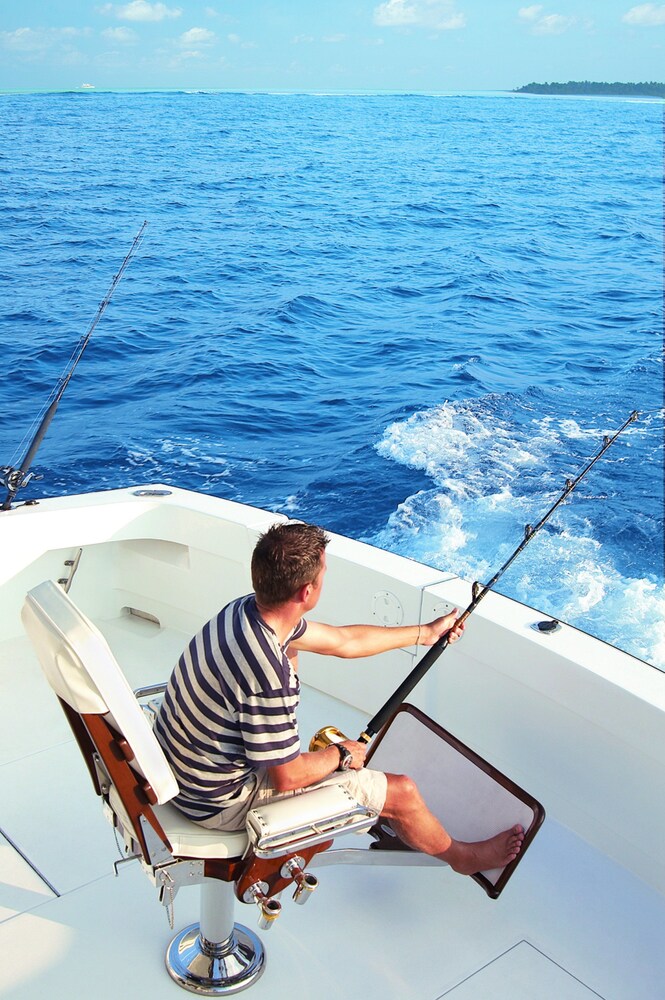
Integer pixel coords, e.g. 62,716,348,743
337,745,352,770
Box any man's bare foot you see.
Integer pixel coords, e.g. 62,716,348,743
438,825,525,875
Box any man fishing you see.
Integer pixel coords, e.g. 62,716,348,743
155,521,524,876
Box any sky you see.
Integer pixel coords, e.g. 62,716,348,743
0,1,664,92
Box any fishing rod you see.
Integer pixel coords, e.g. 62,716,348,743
0,221,148,511
311,408,639,753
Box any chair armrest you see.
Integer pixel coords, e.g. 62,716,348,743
246,783,377,859
134,682,168,699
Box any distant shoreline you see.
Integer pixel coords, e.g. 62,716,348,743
516,81,665,98
0,85,663,101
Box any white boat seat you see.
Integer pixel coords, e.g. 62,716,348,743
21,580,377,996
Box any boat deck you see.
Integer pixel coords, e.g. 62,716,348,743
1,613,664,999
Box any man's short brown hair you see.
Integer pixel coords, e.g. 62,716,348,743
251,522,330,607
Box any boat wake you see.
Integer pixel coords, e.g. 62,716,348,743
369,398,665,668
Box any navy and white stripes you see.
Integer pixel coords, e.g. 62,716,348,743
155,595,305,822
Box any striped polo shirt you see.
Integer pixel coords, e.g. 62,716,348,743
154,594,306,822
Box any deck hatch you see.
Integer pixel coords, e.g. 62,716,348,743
439,941,605,998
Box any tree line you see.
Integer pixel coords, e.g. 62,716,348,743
515,81,665,97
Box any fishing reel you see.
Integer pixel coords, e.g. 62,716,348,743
309,725,349,752
0,467,40,492
0,467,42,511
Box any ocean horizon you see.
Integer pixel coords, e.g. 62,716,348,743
2,86,664,100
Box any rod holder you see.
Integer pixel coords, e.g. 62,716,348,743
281,856,319,905
243,881,282,930
293,870,319,905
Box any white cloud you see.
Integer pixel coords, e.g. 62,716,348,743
0,26,88,52
102,26,138,43
519,6,578,34
324,34,347,43
101,2,183,22
518,5,544,20
179,27,215,46
622,4,665,25
533,13,577,33
374,0,466,30
226,32,256,48
204,7,236,26
0,27,48,51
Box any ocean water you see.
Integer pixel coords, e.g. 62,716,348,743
0,90,663,668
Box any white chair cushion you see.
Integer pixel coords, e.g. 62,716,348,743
152,801,248,860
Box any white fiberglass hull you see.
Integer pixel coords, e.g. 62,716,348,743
1,485,664,999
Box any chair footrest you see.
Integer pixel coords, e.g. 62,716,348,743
246,783,377,859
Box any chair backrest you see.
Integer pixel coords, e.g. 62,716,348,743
22,579,178,805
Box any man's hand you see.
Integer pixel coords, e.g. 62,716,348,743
269,739,367,791
338,740,368,770
418,610,465,646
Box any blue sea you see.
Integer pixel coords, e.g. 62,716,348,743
0,90,663,668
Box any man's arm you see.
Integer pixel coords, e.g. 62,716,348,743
291,610,463,659
268,740,367,792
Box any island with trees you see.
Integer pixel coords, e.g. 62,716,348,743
514,81,665,97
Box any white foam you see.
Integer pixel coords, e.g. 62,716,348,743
127,438,231,474
372,401,664,669
377,402,540,493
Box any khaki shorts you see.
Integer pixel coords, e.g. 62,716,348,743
199,767,388,832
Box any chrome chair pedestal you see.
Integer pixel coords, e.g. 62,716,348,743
166,881,265,995
166,923,264,996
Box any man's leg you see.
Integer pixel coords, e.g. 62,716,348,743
382,773,524,876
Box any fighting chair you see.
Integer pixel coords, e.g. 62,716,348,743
22,580,545,995
21,580,379,996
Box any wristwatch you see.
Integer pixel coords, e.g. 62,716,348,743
335,743,353,771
